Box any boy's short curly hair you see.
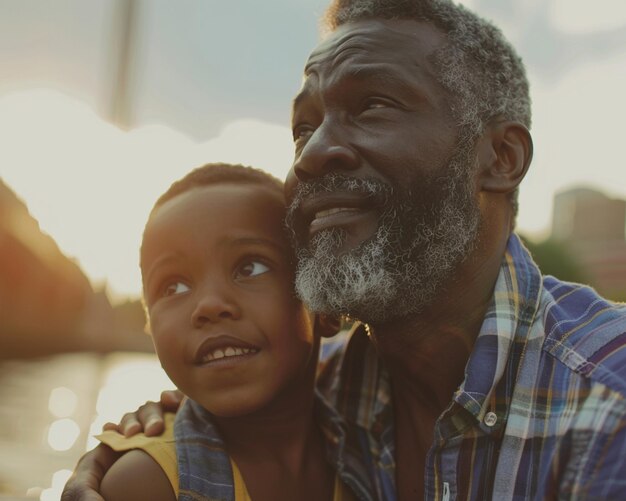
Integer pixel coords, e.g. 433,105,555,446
152,163,283,214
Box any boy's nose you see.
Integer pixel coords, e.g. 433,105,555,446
191,287,241,327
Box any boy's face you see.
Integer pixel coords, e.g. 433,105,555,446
141,183,317,417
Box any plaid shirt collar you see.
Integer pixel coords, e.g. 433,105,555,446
329,233,542,434
450,233,544,434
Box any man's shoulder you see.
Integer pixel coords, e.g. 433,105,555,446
539,276,626,395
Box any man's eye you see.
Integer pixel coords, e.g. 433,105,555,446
237,261,270,278
163,281,191,297
361,97,396,112
292,124,314,142
366,101,388,109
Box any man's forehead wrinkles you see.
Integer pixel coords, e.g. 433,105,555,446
307,25,389,69
302,56,437,102
305,27,437,78
308,33,382,70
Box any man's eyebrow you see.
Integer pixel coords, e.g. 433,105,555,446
336,65,403,90
293,64,432,110
342,62,433,89
292,66,403,108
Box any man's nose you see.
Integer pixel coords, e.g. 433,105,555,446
190,282,241,328
291,122,359,181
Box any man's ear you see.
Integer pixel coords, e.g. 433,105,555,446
476,120,533,193
314,314,341,338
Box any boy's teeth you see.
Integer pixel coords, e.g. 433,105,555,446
201,346,257,363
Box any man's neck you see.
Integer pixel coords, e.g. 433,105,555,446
370,231,508,416
370,235,507,501
373,305,487,414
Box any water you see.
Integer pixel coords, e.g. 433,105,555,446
0,352,174,500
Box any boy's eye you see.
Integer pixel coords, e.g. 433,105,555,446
163,281,191,297
237,261,270,278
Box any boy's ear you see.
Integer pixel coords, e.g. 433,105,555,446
476,119,533,193
314,314,341,338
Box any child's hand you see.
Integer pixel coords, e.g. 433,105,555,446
102,389,184,437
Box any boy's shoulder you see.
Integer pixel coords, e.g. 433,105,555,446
97,412,178,500
100,448,176,501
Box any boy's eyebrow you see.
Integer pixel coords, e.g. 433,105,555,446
231,237,288,254
144,237,288,283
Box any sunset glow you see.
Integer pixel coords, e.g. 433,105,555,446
0,90,294,299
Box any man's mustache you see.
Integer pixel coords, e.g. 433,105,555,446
289,174,391,204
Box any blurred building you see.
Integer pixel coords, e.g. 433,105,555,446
552,187,626,300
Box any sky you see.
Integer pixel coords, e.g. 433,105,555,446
0,0,625,300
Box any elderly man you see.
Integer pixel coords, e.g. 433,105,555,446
64,1,626,499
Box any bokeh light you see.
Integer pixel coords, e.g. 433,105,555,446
47,418,80,452
48,386,78,418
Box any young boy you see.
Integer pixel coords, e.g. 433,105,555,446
96,164,360,500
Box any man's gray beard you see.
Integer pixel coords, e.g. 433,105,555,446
288,146,481,325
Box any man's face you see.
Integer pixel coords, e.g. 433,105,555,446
285,19,481,323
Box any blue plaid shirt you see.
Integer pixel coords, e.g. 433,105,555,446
317,233,626,500
175,392,375,500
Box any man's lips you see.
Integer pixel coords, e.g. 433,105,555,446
194,335,260,366
310,207,371,234
298,193,376,235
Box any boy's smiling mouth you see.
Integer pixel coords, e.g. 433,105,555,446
199,346,259,363
194,335,260,366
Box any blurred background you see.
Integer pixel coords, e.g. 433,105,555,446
0,0,625,499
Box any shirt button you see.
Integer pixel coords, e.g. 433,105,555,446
484,412,498,427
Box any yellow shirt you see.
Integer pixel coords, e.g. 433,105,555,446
96,413,354,501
